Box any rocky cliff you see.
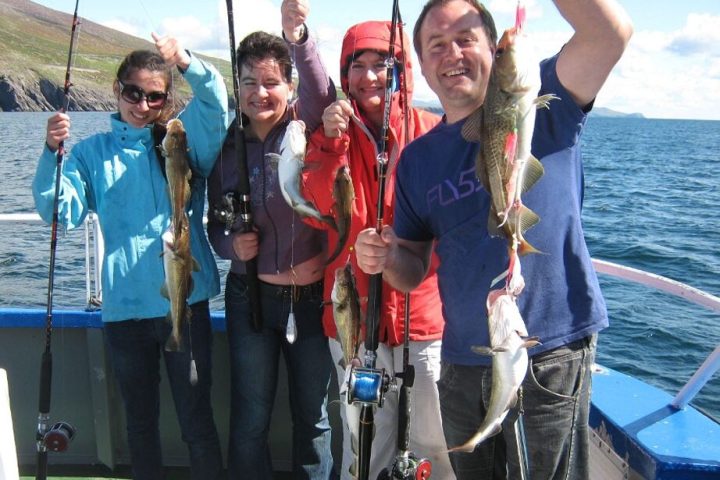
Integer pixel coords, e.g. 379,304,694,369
0,75,115,112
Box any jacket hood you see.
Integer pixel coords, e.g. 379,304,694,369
340,20,414,102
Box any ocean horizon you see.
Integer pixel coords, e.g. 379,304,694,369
0,111,718,420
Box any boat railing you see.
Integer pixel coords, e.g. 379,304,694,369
0,214,717,412
0,212,103,309
592,259,720,411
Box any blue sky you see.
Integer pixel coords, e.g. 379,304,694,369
34,0,720,120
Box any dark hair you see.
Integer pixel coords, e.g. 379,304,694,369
116,49,175,151
413,0,498,59
236,31,293,83
116,50,175,126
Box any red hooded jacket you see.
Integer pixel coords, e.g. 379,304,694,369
302,21,443,346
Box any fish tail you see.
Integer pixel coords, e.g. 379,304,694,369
165,330,184,352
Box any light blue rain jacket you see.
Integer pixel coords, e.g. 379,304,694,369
33,55,229,322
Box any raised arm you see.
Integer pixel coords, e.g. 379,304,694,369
553,0,633,108
281,0,337,133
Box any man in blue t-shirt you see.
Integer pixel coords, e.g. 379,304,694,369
355,0,633,478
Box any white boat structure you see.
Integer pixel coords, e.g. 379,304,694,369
0,212,718,479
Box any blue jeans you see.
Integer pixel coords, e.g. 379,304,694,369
104,301,224,480
225,273,334,479
438,335,596,480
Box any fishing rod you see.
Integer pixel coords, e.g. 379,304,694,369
35,1,81,478
222,0,263,331
349,2,402,479
377,17,432,479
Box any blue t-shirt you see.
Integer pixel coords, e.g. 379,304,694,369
394,55,608,365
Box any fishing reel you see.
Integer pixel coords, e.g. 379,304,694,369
211,192,240,235
348,365,391,406
38,420,76,453
378,454,432,480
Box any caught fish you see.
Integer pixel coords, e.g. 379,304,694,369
331,262,362,369
159,119,199,353
462,7,556,256
270,120,337,230
162,119,192,243
326,165,355,266
448,289,539,453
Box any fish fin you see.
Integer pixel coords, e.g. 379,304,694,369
491,345,510,353
461,106,484,143
160,284,169,299
471,345,495,356
487,208,502,238
535,93,559,110
520,155,545,194
522,336,541,349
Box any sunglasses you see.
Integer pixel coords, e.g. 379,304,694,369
117,80,169,109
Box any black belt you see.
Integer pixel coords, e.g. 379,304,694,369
257,278,323,302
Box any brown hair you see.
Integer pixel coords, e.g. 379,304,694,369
236,31,293,83
413,0,498,59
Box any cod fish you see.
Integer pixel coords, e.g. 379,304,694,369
271,120,337,230
326,165,355,266
449,289,539,453
331,261,362,368
160,119,199,353
462,8,556,256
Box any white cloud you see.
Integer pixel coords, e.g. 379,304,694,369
100,19,144,39
667,13,720,57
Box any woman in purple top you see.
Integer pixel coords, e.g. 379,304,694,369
206,1,336,478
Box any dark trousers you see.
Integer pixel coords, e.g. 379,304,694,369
439,335,597,480
225,273,334,479
104,301,224,480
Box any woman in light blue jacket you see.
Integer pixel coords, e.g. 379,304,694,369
33,33,228,480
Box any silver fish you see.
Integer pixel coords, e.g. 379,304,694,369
271,120,336,230
448,289,539,453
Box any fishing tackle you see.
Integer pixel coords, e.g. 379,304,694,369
223,0,263,331
35,1,80,479
351,2,407,479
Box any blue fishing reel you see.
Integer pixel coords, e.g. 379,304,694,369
348,366,390,406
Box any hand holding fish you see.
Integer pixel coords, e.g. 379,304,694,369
354,225,398,275
151,32,191,71
232,230,260,262
322,100,353,138
45,112,70,152
281,0,309,43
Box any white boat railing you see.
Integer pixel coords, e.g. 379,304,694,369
0,212,103,308
1,214,718,411
591,258,720,412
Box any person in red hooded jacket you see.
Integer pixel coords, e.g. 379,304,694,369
301,21,455,480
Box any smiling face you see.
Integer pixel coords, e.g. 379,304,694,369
347,50,387,120
239,57,293,140
113,69,168,129
417,0,495,122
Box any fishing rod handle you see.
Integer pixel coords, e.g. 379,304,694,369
358,404,375,480
364,273,383,354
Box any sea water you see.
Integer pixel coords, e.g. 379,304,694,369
0,112,718,419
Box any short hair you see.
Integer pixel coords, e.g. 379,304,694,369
236,31,293,83
413,0,498,59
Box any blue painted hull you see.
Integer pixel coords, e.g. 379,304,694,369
590,364,720,479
